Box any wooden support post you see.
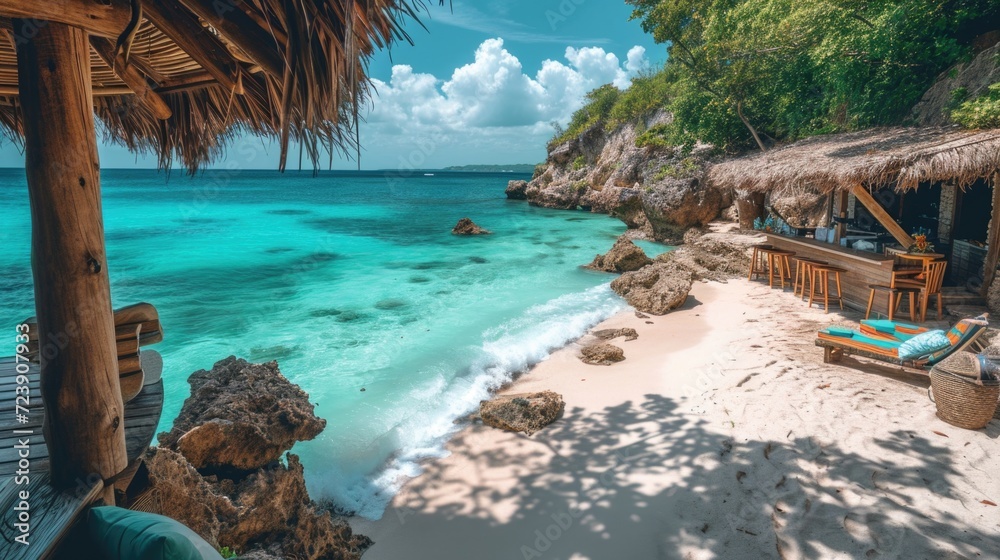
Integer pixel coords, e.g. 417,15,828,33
90,38,172,120
981,174,1000,297
833,191,849,244
850,184,915,248
15,20,126,502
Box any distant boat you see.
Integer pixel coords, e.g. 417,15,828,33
424,173,435,176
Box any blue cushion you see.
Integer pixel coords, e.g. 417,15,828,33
898,330,951,360
88,506,223,560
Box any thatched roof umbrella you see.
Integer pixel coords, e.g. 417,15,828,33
0,0,428,502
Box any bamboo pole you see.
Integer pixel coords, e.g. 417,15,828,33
15,19,126,502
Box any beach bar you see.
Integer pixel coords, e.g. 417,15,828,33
0,1,421,556
709,127,1000,315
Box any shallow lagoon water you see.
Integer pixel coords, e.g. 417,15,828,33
0,168,664,518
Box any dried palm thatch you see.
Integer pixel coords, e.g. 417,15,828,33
0,0,443,173
707,127,1000,195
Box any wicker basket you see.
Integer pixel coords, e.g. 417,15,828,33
929,364,1000,430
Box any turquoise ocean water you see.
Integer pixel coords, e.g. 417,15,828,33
0,168,665,519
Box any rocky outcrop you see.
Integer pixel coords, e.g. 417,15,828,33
610,225,760,315
593,328,639,342
505,180,528,200
640,178,728,242
585,237,652,272
146,357,370,560
158,357,325,472
480,391,565,436
911,40,1000,126
611,264,694,315
521,111,727,242
145,448,371,560
661,226,761,282
580,343,626,366
452,217,491,235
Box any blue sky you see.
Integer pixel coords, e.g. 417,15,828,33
0,1,663,170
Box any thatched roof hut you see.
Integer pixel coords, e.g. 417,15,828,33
708,127,1000,195
0,0,431,172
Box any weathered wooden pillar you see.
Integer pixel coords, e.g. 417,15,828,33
15,20,126,502
735,189,766,230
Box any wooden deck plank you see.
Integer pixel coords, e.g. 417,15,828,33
0,358,164,559
0,475,102,560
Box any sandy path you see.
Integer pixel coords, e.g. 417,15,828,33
352,279,1000,560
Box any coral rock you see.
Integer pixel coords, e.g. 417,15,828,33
592,328,639,342
505,180,529,200
480,391,565,436
159,357,326,472
452,217,491,235
580,343,626,366
586,237,652,273
611,263,693,315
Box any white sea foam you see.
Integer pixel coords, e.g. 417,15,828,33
314,284,627,519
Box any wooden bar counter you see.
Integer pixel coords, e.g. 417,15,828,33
764,233,896,312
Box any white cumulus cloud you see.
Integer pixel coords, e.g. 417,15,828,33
359,38,649,168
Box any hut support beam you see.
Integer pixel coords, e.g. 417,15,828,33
90,37,173,120
15,20,127,503
981,174,1000,297
850,184,915,248
144,0,243,94
0,0,132,39
177,0,284,78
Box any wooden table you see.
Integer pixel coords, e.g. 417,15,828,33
886,249,945,266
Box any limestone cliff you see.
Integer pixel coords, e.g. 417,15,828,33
515,111,729,243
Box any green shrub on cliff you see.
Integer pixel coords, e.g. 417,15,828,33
552,0,999,153
550,84,621,147
951,83,1000,129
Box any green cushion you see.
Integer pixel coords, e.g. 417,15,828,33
825,326,854,338
88,506,223,560
898,330,951,360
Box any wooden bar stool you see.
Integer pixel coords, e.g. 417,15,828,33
748,244,774,281
758,248,795,289
793,257,827,299
808,264,847,313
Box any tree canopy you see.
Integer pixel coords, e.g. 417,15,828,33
555,0,1000,153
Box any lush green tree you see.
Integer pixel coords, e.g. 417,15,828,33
620,0,999,152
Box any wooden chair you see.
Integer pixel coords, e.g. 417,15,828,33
915,260,948,322
22,303,163,402
865,268,920,322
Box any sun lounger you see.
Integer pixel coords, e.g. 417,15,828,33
858,319,928,341
816,315,989,372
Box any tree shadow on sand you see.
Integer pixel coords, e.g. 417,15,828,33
370,394,999,560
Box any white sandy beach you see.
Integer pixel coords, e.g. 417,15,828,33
352,278,1000,560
